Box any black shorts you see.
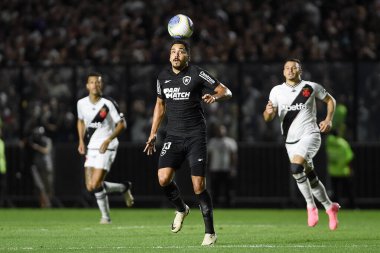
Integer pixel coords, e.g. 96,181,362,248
158,135,207,176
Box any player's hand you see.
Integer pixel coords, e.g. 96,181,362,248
99,139,111,153
319,119,332,133
202,94,216,104
144,135,157,155
265,100,274,114
78,142,86,155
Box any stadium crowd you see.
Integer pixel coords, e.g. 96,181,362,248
0,0,379,66
0,0,379,143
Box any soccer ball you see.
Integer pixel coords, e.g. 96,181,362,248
167,14,194,39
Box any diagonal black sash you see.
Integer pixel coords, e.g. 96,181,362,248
282,84,313,138
85,104,110,145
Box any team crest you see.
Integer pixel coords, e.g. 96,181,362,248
302,87,311,97
182,76,191,85
99,108,108,118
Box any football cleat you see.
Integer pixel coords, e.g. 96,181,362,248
201,233,217,246
171,205,190,233
123,181,134,207
307,207,319,227
326,202,340,230
99,217,111,224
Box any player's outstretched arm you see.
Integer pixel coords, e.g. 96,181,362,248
144,98,166,155
263,100,277,122
202,83,232,104
319,94,336,133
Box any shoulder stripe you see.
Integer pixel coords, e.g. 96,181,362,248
85,104,110,145
103,96,120,113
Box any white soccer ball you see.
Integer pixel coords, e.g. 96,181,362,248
167,14,194,39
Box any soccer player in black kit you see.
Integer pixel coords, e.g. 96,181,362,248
144,40,232,246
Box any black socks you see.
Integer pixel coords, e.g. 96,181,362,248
197,190,215,234
162,181,186,212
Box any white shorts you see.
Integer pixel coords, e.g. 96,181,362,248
285,133,321,168
84,149,117,172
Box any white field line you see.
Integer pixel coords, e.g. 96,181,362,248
0,244,377,251
10,224,278,232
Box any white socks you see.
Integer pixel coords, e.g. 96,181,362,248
311,181,332,210
293,172,316,208
94,182,127,220
94,188,110,219
103,181,126,193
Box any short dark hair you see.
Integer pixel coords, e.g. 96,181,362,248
170,39,191,54
285,58,302,70
87,72,102,79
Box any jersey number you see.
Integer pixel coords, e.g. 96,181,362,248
160,142,172,156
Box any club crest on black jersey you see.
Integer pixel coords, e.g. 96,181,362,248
155,65,219,137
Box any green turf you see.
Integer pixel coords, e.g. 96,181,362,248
0,208,379,252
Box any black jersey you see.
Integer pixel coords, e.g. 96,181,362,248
156,65,220,137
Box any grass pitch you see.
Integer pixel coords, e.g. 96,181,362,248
0,208,379,252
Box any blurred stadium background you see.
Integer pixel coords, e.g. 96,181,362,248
1,0,380,208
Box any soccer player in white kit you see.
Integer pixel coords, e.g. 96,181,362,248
77,73,134,224
263,59,340,230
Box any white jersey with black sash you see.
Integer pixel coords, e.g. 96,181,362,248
77,96,123,150
269,80,328,143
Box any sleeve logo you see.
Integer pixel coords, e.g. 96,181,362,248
156,80,161,95
199,71,215,84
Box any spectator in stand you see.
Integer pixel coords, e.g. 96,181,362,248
0,121,8,207
28,126,55,208
326,104,356,208
1,1,379,67
208,125,238,207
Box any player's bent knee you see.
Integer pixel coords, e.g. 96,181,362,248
157,168,174,187
90,185,104,194
193,184,205,195
290,164,307,183
86,184,95,192
86,182,102,192
290,163,304,174
191,176,206,194
158,175,171,187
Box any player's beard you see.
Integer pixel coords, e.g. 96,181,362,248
172,60,188,72
287,74,300,83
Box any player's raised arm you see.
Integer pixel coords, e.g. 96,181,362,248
144,97,166,155
263,100,277,122
202,83,232,104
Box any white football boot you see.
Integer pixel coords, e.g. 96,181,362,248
171,205,190,233
123,181,134,207
99,217,111,224
201,233,217,246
